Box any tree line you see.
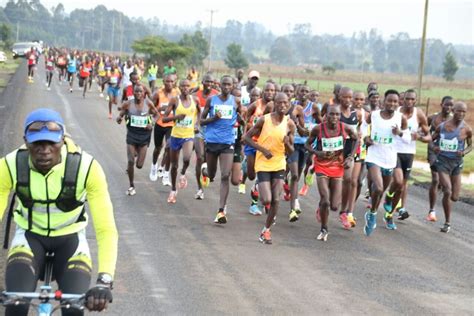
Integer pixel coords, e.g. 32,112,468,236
0,0,471,80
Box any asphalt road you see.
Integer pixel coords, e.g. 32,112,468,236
0,62,473,315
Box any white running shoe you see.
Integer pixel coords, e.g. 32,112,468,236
126,187,136,196
100,93,104,98
157,166,163,178
149,164,158,182
162,172,171,186
195,189,204,200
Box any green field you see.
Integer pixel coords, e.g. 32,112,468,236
0,52,21,89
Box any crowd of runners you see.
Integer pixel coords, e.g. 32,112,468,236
26,47,472,244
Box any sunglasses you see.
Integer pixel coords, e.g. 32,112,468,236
26,121,63,132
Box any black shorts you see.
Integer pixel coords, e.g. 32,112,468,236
233,142,242,163
257,170,285,182
435,155,463,176
343,139,356,159
286,144,307,170
127,130,152,147
396,153,414,179
206,142,234,156
153,124,172,148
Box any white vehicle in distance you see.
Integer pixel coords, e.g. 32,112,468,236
12,42,42,59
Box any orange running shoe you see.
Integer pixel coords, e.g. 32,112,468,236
299,184,309,196
259,229,272,244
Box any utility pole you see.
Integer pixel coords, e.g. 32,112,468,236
99,13,103,50
207,10,217,72
417,0,429,103
16,21,19,41
111,17,115,52
119,14,123,57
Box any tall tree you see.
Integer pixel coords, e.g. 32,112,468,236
132,36,190,65
269,36,294,65
224,43,248,70
442,51,459,82
179,31,209,66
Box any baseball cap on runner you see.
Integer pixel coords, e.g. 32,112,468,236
248,70,260,79
24,108,65,143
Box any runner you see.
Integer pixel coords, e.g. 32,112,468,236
121,71,152,103
97,56,107,97
338,87,363,229
200,75,242,224
240,70,260,106
163,59,177,76
117,85,158,196
149,74,179,186
161,79,201,203
187,66,199,89
244,92,296,244
384,89,431,221
66,52,77,93
147,61,159,91
305,105,359,241
431,101,472,233
121,59,135,89
26,47,38,83
244,82,275,216
78,56,93,98
363,90,408,236
193,74,219,199
105,62,122,119
235,69,245,89
45,51,55,90
56,51,67,83
321,83,342,116
426,96,453,221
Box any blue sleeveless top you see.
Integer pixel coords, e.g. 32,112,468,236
205,95,238,144
294,101,315,145
438,121,465,159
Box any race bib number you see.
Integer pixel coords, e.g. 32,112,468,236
47,61,53,67
160,103,168,115
130,115,149,128
373,132,393,145
322,136,344,152
439,137,458,152
110,77,118,84
127,95,135,101
176,116,193,128
214,104,233,119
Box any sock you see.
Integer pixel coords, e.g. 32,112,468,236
264,203,270,212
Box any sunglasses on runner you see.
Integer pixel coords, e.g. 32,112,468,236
26,121,63,132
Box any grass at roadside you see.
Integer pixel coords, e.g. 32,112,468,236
0,51,21,89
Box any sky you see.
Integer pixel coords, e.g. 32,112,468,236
37,0,473,45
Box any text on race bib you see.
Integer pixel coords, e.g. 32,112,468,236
439,137,458,152
176,116,193,128
322,136,344,152
127,95,135,101
214,104,233,119
373,132,393,145
130,115,149,128
110,77,118,84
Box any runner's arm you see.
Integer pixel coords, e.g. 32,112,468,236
305,126,321,155
344,123,360,158
416,110,432,143
161,97,181,123
285,119,296,155
200,98,220,125
462,126,472,157
86,160,118,278
243,117,266,153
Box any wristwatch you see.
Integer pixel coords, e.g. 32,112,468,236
97,273,114,288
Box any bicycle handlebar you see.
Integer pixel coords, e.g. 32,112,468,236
1,291,85,309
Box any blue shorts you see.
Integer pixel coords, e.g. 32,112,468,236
170,136,193,151
148,75,157,82
244,144,256,156
108,86,120,98
366,162,393,177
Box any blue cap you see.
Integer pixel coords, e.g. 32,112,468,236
24,108,65,143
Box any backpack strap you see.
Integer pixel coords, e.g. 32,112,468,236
15,150,34,230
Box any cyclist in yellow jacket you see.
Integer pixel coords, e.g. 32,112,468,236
0,108,118,315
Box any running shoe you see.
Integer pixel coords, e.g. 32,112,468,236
105,95,110,101
69,88,73,93
149,164,158,182
347,213,357,227
383,212,397,230
99,93,104,98
167,191,177,203
283,183,291,201
440,223,450,233
305,173,315,186
249,204,262,216
339,212,351,229
200,174,210,188
363,211,377,236
289,209,299,222
299,184,309,196
397,208,410,220
126,187,136,196
259,229,272,244
179,175,188,189
316,208,321,223
162,173,171,186
317,228,329,241
426,211,437,222
195,189,204,200
364,189,370,200
157,166,163,178
238,183,246,194
47,87,51,91
295,199,302,214
214,211,227,224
